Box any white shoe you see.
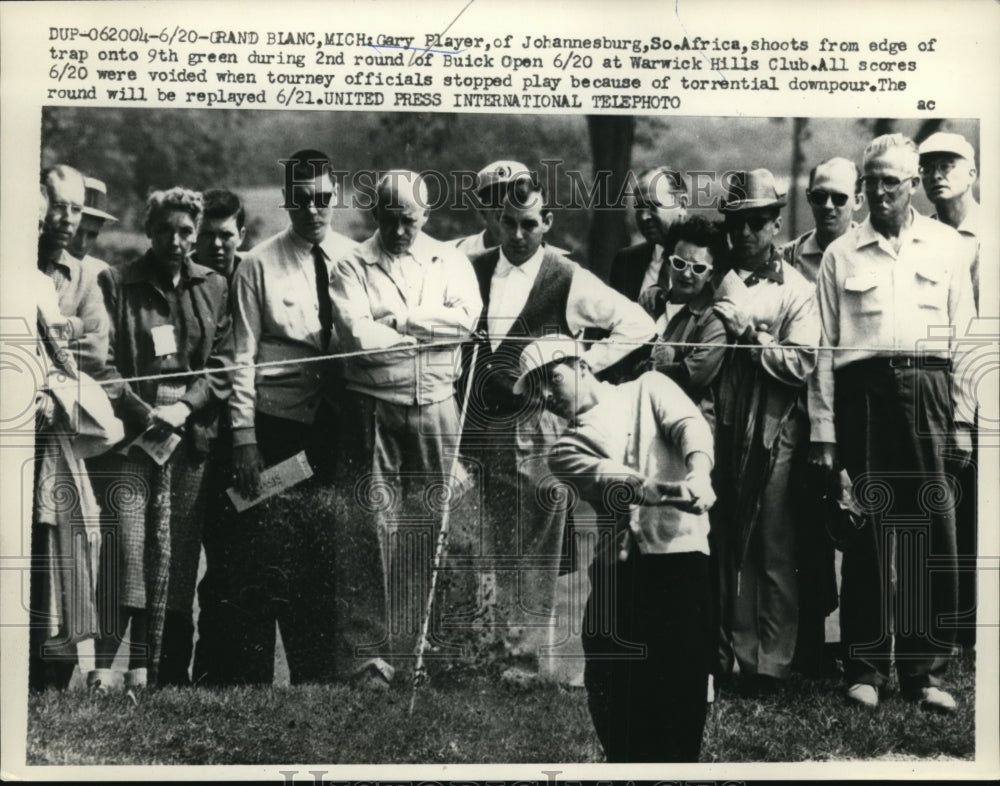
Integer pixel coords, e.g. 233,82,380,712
86,668,114,694
846,683,879,707
916,686,957,714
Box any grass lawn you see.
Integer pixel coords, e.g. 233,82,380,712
27,651,974,765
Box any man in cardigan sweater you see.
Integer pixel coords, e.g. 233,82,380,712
531,337,716,762
463,175,654,679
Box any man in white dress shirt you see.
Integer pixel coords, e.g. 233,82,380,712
226,149,357,685
814,134,975,712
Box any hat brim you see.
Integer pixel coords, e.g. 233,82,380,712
918,148,973,162
81,208,118,222
512,356,583,396
719,197,786,213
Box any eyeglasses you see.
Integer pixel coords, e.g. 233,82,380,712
919,160,959,176
668,255,713,276
50,201,84,216
724,212,776,232
858,175,914,194
286,191,334,210
807,190,851,208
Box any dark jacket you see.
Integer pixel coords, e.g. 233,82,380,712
97,252,232,454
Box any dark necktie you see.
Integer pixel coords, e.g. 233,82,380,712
312,244,333,350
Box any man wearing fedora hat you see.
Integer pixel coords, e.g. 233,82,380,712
68,176,117,265
712,168,820,694
522,336,716,761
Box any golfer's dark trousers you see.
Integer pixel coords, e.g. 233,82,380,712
835,358,958,693
583,549,710,763
203,405,342,685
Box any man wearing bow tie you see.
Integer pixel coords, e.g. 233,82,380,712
711,168,819,695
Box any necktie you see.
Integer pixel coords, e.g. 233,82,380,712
312,245,333,349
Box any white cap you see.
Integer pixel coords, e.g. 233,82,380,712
512,336,585,395
918,132,976,163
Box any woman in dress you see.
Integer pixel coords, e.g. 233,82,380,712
90,187,231,692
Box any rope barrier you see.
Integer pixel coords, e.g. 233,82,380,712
39,329,982,393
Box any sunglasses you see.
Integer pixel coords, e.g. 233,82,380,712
669,255,713,276
919,160,960,176
807,190,851,208
287,191,334,210
858,175,914,194
724,212,776,232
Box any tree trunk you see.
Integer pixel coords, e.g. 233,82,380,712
586,115,636,281
788,118,809,240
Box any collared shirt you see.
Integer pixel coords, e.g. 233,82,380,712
640,243,666,292
487,246,656,372
330,230,482,405
780,230,824,284
932,201,980,309
38,249,109,376
230,226,356,442
813,209,977,442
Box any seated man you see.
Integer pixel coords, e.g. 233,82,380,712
522,336,716,762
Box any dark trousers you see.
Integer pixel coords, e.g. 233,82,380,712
191,433,238,685
28,519,76,692
206,406,345,684
582,550,710,763
835,360,958,692
954,432,977,648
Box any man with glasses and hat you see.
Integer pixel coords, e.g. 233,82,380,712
712,168,820,695
814,134,975,713
918,132,980,655
918,132,980,308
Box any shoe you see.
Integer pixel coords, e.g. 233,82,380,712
706,674,715,704
124,668,147,706
86,669,113,694
846,683,879,708
914,686,957,714
350,658,393,691
500,666,540,690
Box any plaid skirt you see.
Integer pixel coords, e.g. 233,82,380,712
116,383,208,611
